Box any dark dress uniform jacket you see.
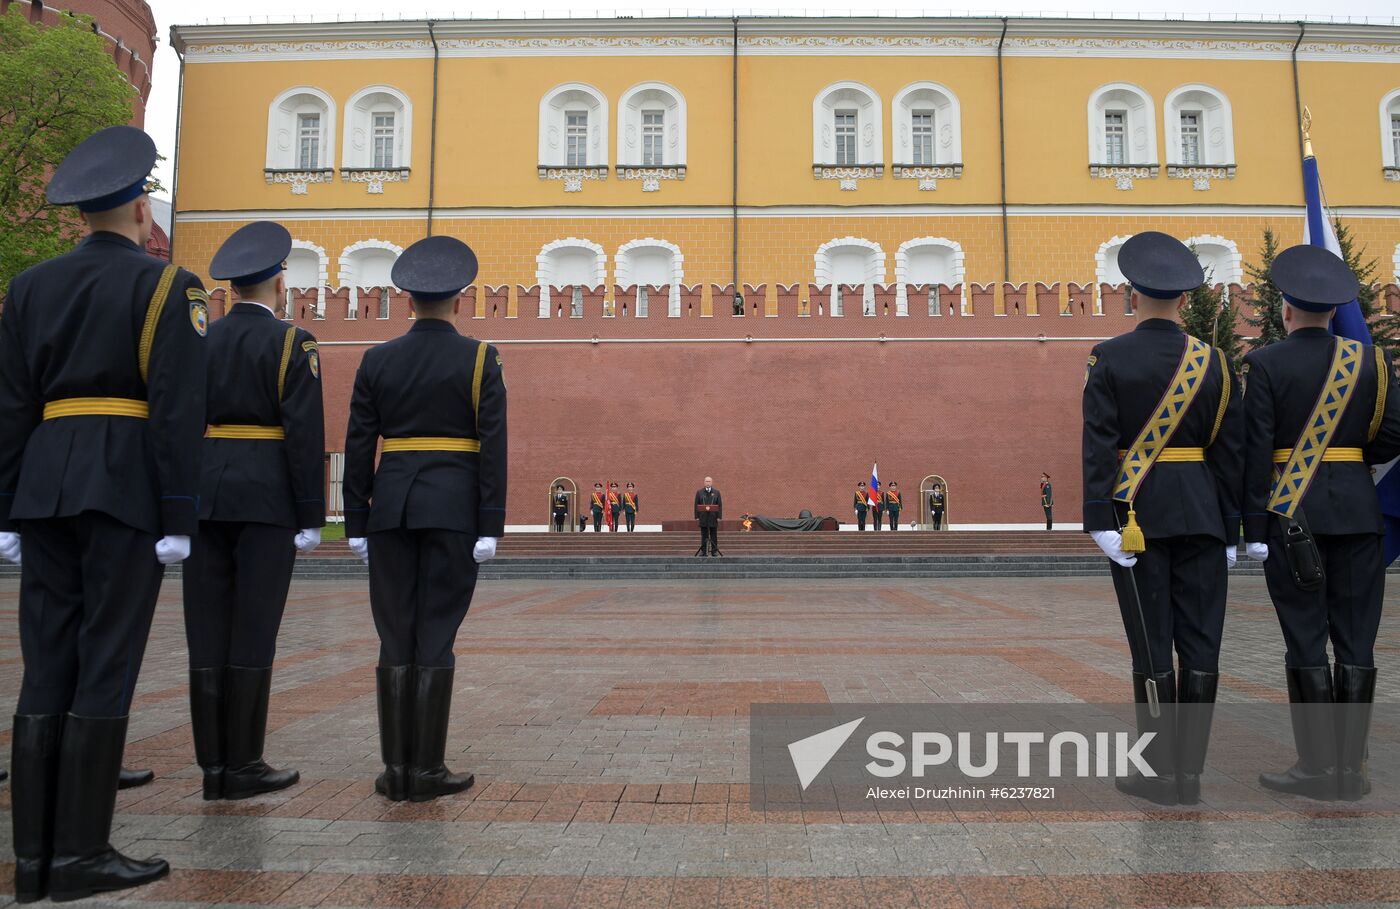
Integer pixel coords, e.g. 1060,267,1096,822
1082,319,1243,544
0,232,206,536
199,303,325,529
1242,327,1400,540
343,320,507,538
694,488,722,527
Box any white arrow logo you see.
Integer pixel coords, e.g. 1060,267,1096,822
787,717,865,790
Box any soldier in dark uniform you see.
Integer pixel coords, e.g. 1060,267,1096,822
853,481,869,531
589,483,605,532
0,127,206,900
929,483,946,530
343,235,506,803
623,482,639,532
1244,245,1400,801
182,222,326,801
551,484,569,532
884,481,903,530
607,482,622,531
1082,232,1244,807
871,484,884,531
694,477,722,557
1041,473,1054,530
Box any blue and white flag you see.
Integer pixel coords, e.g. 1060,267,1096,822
1302,153,1400,564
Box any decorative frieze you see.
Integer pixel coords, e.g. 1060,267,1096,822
1385,167,1400,183
813,164,883,190
342,168,411,194
264,168,334,196
892,164,963,191
538,165,609,193
617,165,686,193
1089,164,1159,191
1167,164,1236,191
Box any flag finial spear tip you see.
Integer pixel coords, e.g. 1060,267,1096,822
1301,105,1315,158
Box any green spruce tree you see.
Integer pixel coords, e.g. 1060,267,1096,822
1243,227,1286,351
1333,219,1400,359
1180,259,1244,372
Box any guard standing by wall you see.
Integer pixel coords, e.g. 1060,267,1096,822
1244,245,1400,801
884,482,903,530
1041,473,1054,530
184,221,325,802
608,482,622,531
930,483,946,531
551,484,569,533
1082,231,1244,807
853,481,869,531
0,127,206,900
343,236,507,803
623,482,639,532
589,483,605,532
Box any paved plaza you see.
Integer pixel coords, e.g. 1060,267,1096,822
1,573,1398,908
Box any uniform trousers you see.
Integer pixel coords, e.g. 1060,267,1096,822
368,528,480,667
856,511,867,531
17,512,163,717
1108,534,1226,674
590,507,603,531
887,508,900,530
182,521,296,669
1263,529,1384,668
552,513,566,532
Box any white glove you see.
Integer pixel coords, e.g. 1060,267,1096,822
348,537,369,565
1245,541,1270,562
154,535,191,565
1090,530,1138,568
0,531,21,567
294,528,322,553
473,537,498,563
1226,545,1238,569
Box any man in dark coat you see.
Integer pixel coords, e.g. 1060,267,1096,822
694,477,722,557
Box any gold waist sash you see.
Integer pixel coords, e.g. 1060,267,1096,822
1272,448,1363,464
207,424,284,440
1117,447,1205,463
43,397,148,420
382,437,481,453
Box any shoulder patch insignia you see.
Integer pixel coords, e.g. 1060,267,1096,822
1087,354,1097,367
189,297,209,337
186,287,210,304
305,344,320,380
496,355,503,367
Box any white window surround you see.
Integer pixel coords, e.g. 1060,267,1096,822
1381,89,1400,172
892,82,962,166
1164,84,1235,168
537,238,607,317
286,240,328,315
343,85,412,171
814,237,886,317
813,82,883,167
1391,242,1399,283
614,238,684,317
1185,234,1244,287
338,240,402,317
1095,235,1133,314
539,83,608,169
1087,83,1157,168
618,82,687,168
894,237,966,317
267,86,336,171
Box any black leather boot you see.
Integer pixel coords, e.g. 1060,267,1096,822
407,667,475,802
189,668,225,800
117,767,154,790
1115,671,1179,806
1176,670,1218,805
11,714,63,903
48,715,169,902
1334,664,1377,801
221,667,299,800
1259,666,1337,801
375,665,412,802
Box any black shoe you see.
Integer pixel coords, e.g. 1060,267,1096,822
1176,670,1218,805
375,665,413,802
1115,671,1179,806
1259,666,1337,801
48,714,169,902
407,667,475,802
1334,664,1377,801
221,667,299,800
1,767,8,783
11,714,63,903
117,767,154,790
189,668,225,800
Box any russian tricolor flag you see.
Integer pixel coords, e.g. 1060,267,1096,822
869,463,880,508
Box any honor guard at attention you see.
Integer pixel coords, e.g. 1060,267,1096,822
1244,245,1400,801
590,483,605,532
608,482,622,531
623,482,639,532
0,126,207,900
343,236,507,803
853,481,869,531
1081,231,1244,807
552,484,569,532
182,221,326,802
884,482,902,530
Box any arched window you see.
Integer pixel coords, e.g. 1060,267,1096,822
1186,235,1243,289
338,240,402,319
537,238,607,317
618,83,686,175
1164,85,1233,169
895,238,966,316
1088,84,1157,187
814,237,886,317
285,240,328,317
892,83,961,168
1381,89,1400,177
615,239,684,317
813,82,883,187
1095,236,1133,314
539,83,608,173
342,86,412,191
266,87,336,174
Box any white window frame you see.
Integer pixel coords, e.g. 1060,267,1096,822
814,237,886,317
1164,84,1234,167
892,82,962,166
1104,111,1127,166
813,82,883,167
566,110,589,167
536,238,607,317
337,240,403,318
894,238,966,317
618,82,687,168
540,83,608,168
1381,89,1400,170
343,85,412,171
1087,83,1157,167
834,109,858,165
266,86,336,171
615,238,685,317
